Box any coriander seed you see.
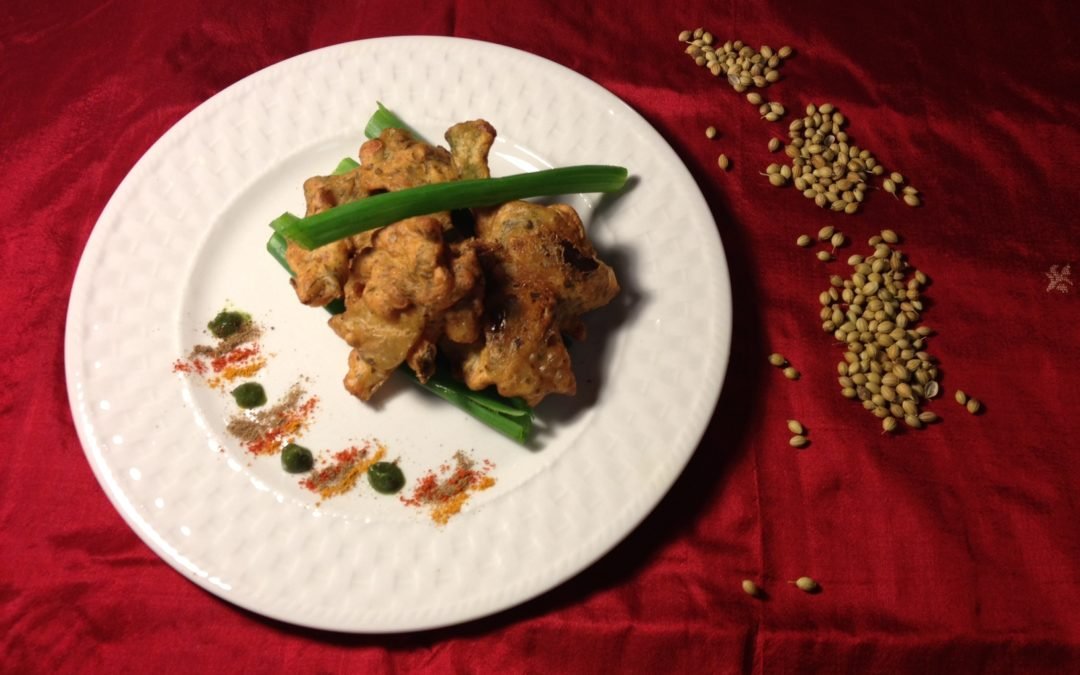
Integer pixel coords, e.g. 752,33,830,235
783,366,800,380
742,579,761,597
706,126,717,139
718,154,730,171
797,234,813,247
789,435,808,448
787,419,805,435
795,576,819,592
768,353,787,367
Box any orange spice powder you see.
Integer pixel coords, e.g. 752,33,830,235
300,443,387,500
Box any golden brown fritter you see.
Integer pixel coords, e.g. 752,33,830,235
453,201,619,406
446,120,497,180
328,216,483,400
357,128,459,193
286,124,490,308
284,121,620,410
284,169,372,306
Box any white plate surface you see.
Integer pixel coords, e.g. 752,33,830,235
65,37,731,632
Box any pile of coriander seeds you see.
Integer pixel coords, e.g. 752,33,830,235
679,29,793,90
775,104,868,213
819,231,942,431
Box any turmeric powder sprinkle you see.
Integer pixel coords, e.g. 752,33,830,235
225,384,317,455
300,442,387,500
402,451,496,525
173,313,266,388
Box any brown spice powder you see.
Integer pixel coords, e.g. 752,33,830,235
225,383,315,454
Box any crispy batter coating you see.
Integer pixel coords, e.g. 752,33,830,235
454,201,619,406
358,128,459,192
328,217,482,400
446,120,497,180
284,170,372,306
286,126,476,308
286,121,619,409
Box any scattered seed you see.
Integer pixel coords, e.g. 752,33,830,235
718,154,730,171
918,411,939,424
679,30,692,42
795,576,819,592
890,172,904,184
797,234,813,247
769,137,781,152
789,434,808,448
925,381,939,398
818,225,835,240
830,232,845,248
816,251,832,262
966,398,981,414
742,579,761,597
955,390,967,405
787,419,805,435
880,229,899,244
747,92,763,105
903,194,921,207
706,126,718,139
783,366,800,380
882,416,898,433
769,353,787,367
778,45,793,58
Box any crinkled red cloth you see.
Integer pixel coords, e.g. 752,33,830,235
2,1,1079,672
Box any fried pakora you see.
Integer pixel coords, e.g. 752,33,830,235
285,121,618,407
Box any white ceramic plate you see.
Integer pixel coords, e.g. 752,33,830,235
65,37,731,632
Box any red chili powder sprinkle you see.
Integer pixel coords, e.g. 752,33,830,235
401,451,496,525
245,396,318,456
172,359,207,375
172,316,265,386
210,345,260,373
301,441,387,500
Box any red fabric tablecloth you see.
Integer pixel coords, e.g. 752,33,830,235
4,1,1079,672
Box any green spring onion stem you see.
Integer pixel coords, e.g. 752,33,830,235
275,165,629,250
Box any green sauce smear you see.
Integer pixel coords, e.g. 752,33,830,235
231,382,266,409
367,462,406,494
207,310,248,338
281,443,314,474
